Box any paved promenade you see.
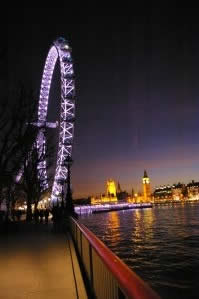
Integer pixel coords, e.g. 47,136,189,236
0,222,87,299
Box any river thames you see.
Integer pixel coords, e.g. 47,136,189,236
80,202,199,299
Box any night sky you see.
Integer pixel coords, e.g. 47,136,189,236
8,9,199,198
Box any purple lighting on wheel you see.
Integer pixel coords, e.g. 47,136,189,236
36,37,75,202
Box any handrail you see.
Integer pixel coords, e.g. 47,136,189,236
71,217,160,299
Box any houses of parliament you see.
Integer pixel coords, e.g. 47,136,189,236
91,170,151,205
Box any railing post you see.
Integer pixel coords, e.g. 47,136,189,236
89,244,93,287
71,217,160,299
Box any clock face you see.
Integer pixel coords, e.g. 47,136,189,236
143,178,150,184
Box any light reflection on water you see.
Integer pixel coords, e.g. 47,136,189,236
80,203,199,299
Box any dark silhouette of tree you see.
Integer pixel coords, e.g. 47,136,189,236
0,85,37,218
20,133,54,221
12,182,26,210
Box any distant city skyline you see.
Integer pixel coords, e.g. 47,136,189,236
73,172,199,199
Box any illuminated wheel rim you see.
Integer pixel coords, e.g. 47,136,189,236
37,37,75,202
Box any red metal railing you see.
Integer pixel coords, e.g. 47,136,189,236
70,217,160,299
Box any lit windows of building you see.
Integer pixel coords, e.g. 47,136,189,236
187,180,199,200
153,185,172,202
172,183,184,201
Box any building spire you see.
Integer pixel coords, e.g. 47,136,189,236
143,170,148,178
117,181,122,193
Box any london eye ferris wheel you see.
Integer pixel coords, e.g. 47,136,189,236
36,37,75,203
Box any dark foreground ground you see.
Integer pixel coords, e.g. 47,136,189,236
0,221,87,299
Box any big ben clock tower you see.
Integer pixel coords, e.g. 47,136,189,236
142,170,151,202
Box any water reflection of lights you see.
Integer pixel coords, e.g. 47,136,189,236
133,210,142,245
106,211,121,247
132,208,155,248
108,211,120,229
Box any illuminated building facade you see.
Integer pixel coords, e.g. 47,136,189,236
172,183,184,201
90,173,199,206
91,179,118,204
107,179,117,197
187,180,199,200
127,171,152,203
127,192,143,203
142,170,151,202
153,185,173,201
153,183,190,202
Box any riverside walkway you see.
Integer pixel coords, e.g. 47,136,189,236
0,222,87,299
